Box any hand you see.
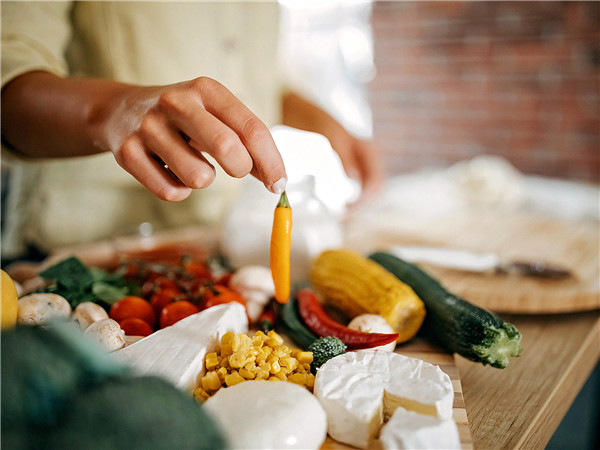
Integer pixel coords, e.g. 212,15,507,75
1,72,287,201
102,77,287,201
331,134,384,203
281,92,384,202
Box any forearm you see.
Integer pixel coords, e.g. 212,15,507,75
1,71,134,158
282,92,353,152
282,91,384,198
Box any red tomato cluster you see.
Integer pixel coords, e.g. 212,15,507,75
109,257,245,336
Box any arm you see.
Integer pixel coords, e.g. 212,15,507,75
1,71,287,201
281,92,384,200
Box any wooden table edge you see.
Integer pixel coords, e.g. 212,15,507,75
514,315,600,449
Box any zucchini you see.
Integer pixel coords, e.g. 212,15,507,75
276,293,318,350
369,252,522,368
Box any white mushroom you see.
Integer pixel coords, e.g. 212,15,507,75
17,293,72,326
348,314,398,352
229,265,275,323
85,318,126,352
72,302,109,330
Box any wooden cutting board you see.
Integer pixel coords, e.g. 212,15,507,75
345,210,599,314
321,338,473,449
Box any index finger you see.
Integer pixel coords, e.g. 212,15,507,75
197,78,287,193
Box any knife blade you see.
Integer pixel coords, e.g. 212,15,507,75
388,246,572,279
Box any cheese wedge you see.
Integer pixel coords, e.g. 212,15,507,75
314,350,454,449
379,407,460,449
114,303,248,392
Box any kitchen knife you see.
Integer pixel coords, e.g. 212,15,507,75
388,245,572,279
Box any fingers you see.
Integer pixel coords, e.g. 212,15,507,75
165,97,254,179
114,136,192,202
165,78,287,193
203,88,287,192
112,77,287,201
137,113,216,189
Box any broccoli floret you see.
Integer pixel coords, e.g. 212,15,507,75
308,336,347,374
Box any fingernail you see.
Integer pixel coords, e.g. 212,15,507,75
270,177,287,194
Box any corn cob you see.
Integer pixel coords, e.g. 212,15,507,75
310,249,426,343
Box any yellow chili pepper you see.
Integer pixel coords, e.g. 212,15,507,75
270,191,292,303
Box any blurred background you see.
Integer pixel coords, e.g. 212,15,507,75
281,0,599,183
370,1,599,182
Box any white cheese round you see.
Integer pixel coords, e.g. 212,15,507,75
314,350,454,449
203,380,327,449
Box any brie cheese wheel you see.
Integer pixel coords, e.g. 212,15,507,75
114,303,248,392
203,380,328,450
379,407,461,450
314,350,454,449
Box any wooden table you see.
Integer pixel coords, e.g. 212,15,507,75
457,310,599,449
342,208,599,449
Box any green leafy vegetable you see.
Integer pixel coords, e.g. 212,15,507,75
38,257,131,309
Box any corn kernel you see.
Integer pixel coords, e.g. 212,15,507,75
221,331,235,345
225,372,245,387
220,342,233,357
256,369,270,380
219,356,230,369
274,345,291,358
205,352,219,371
280,357,298,371
231,333,251,352
269,360,281,375
296,351,313,364
252,332,267,347
268,376,281,381
306,373,315,388
201,371,222,392
302,363,312,372
287,373,306,385
216,367,228,382
229,352,246,368
265,330,284,347
274,370,287,381
239,368,256,380
193,387,210,402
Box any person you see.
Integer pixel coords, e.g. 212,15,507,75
1,1,383,263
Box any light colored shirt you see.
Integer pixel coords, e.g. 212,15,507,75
1,1,283,257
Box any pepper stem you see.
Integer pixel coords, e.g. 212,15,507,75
277,191,290,208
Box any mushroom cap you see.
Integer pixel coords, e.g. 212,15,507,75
73,302,109,330
17,293,72,326
85,318,126,352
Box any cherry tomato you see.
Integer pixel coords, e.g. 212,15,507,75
142,275,182,298
184,261,213,281
123,263,139,279
214,272,232,287
110,296,156,328
203,285,246,310
150,288,182,314
119,317,154,337
159,301,201,328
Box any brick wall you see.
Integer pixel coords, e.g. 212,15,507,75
369,1,599,182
